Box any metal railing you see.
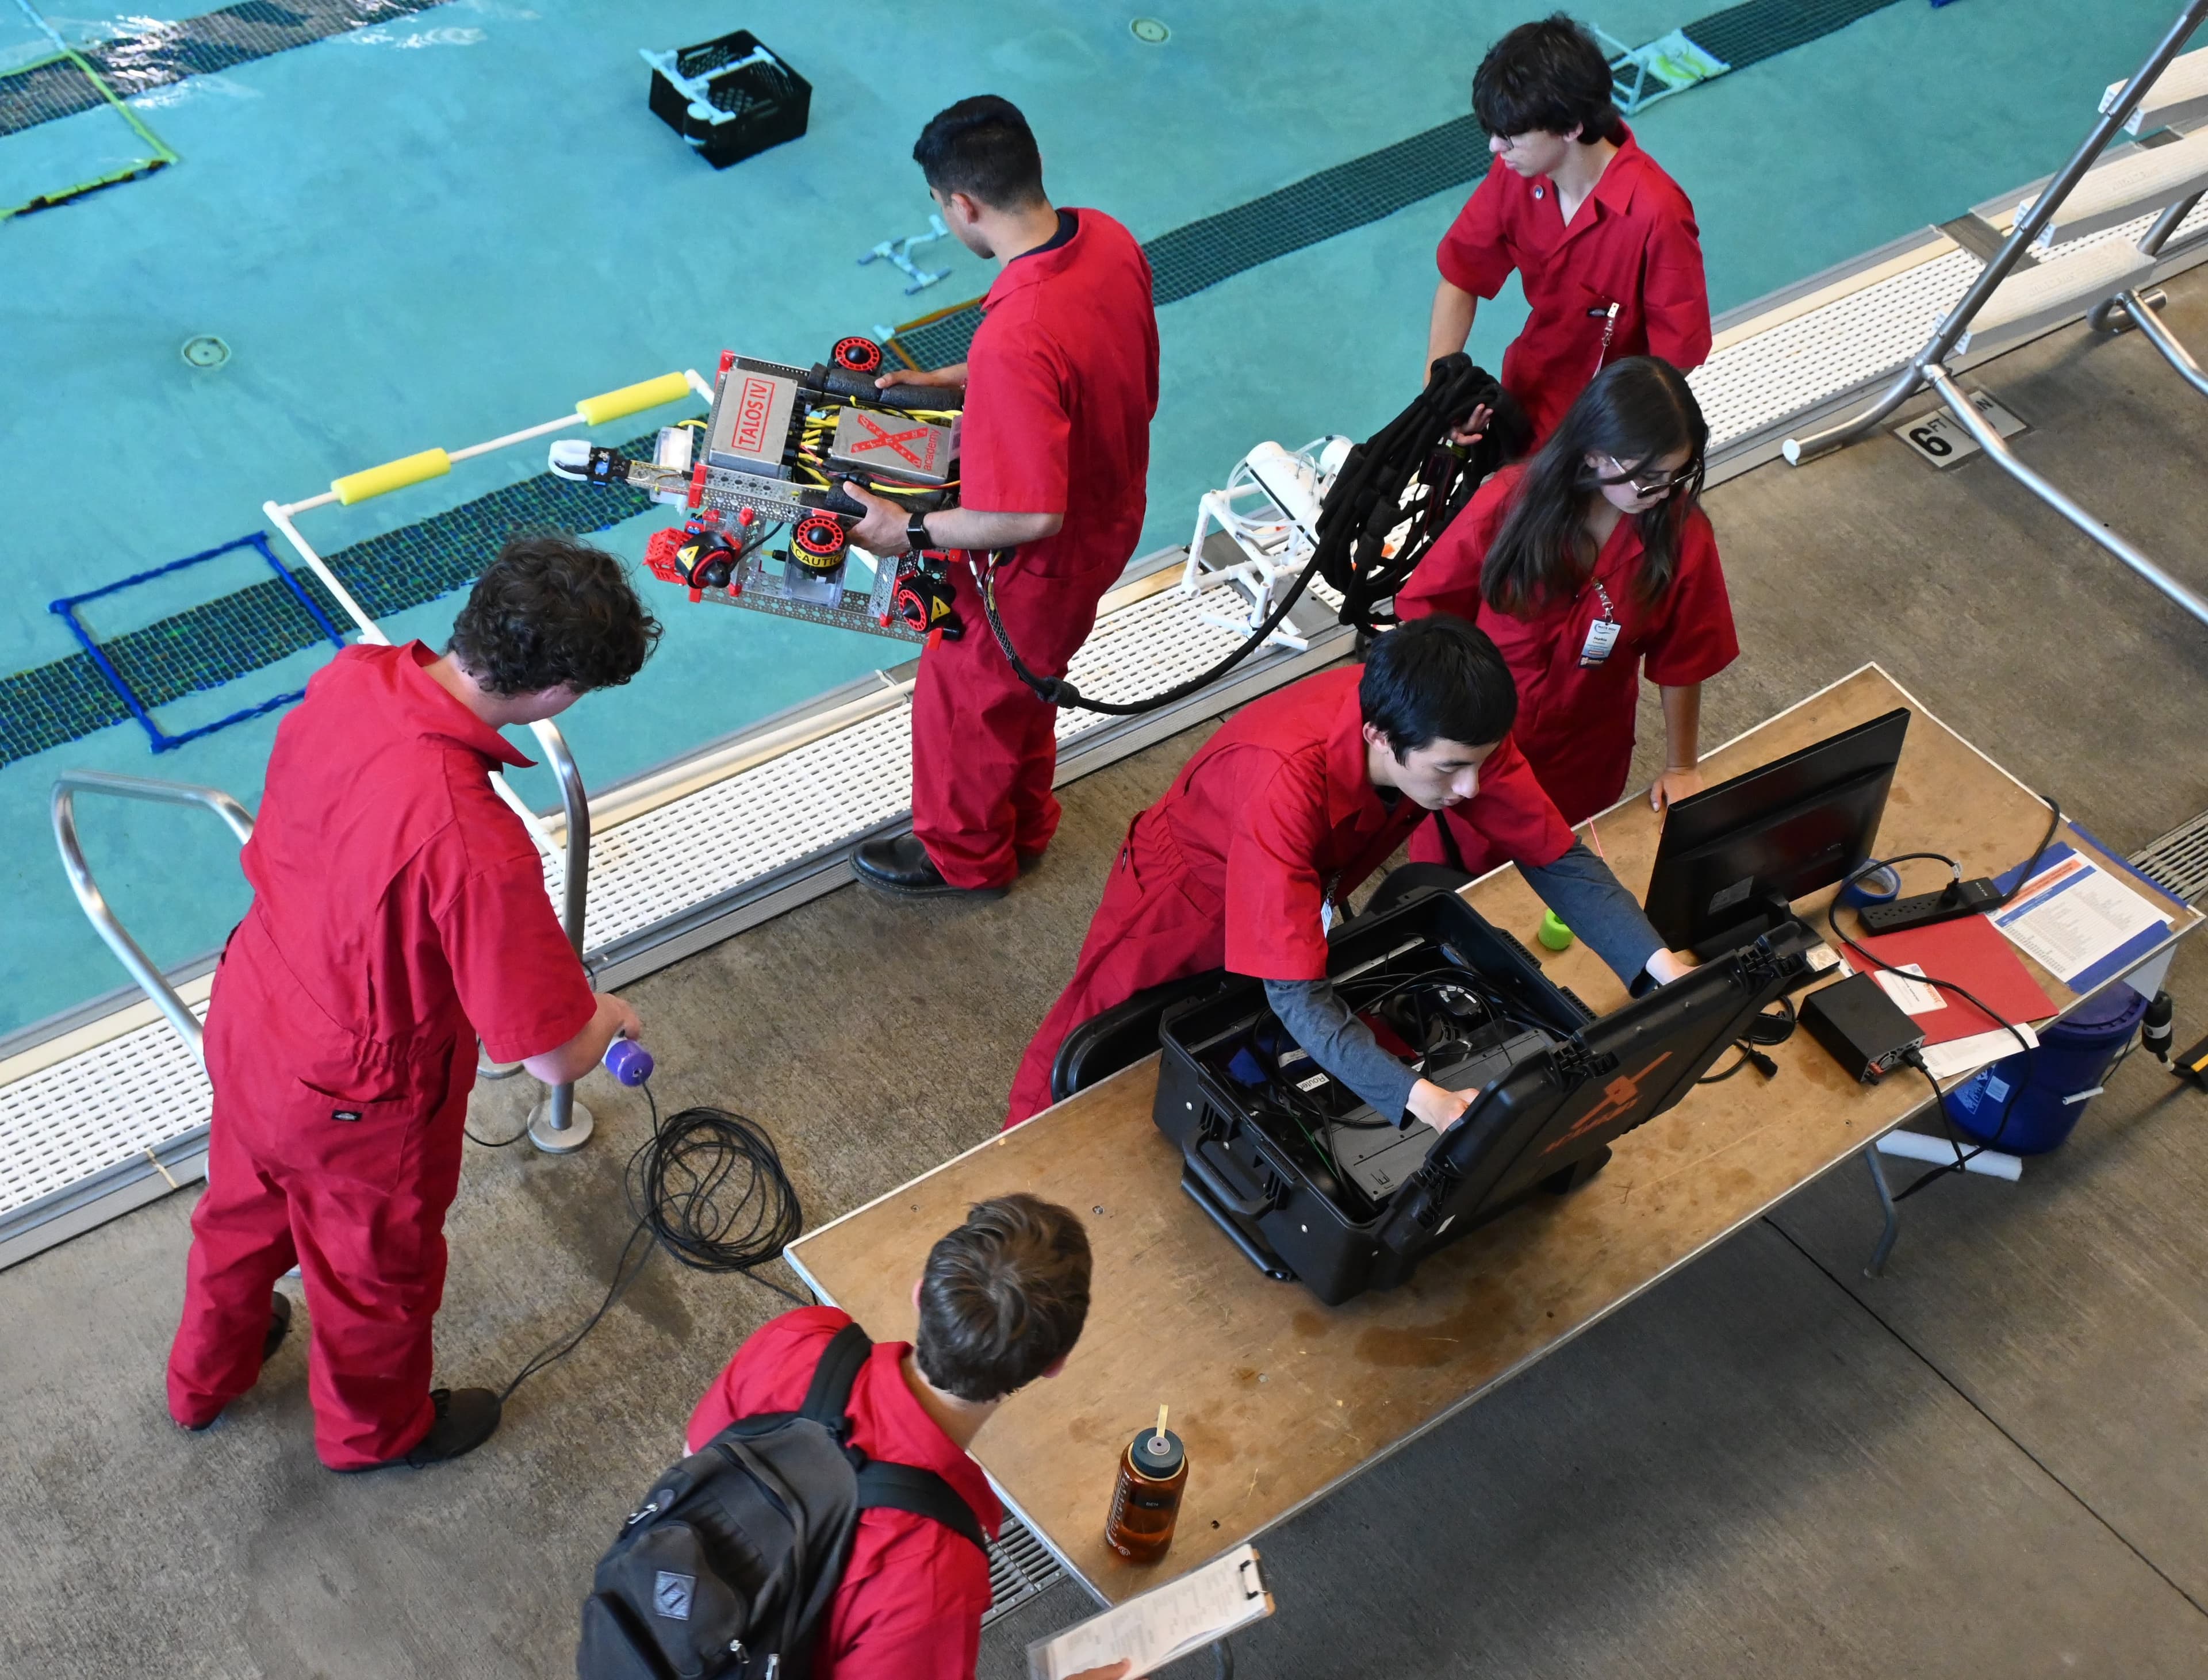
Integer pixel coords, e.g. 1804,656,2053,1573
49,770,256,1064
1784,1,2208,467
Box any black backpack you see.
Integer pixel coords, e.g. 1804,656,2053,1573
578,1321,987,1680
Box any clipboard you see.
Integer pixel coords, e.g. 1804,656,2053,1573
1027,1545,1274,1679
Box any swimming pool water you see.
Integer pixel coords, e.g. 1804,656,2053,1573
2,0,2195,1038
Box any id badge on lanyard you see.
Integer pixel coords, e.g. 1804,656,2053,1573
1578,577,1621,668
1589,300,1620,377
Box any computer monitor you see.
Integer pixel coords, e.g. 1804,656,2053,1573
1643,707,1910,958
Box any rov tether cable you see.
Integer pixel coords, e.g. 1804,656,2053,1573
499,1083,806,1403
976,355,1528,716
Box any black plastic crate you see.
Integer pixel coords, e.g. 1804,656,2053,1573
646,30,811,169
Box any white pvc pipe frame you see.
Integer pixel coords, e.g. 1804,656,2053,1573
259,369,715,853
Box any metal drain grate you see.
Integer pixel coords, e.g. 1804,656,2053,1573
2133,810,2208,903
1688,247,1984,450
553,708,917,952
982,1510,1067,1628
549,577,1270,953
0,1011,208,1219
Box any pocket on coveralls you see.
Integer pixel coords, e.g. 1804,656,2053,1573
289,1066,441,1197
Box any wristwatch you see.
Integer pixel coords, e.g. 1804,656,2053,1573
906,511,931,554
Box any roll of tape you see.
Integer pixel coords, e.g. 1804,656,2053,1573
1837,864,1902,909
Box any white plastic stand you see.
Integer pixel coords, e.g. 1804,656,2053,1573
1179,437,1350,655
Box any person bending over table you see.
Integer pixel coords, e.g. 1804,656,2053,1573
1004,615,1693,1130
1396,355,1736,879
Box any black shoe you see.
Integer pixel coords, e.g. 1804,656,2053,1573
334,1387,503,1473
263,1291,293,1363
179,1293,293,1433
852,834,1009,900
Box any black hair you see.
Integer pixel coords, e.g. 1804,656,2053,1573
447,533,661,696
913,95,1046,210
915,1195,1092,1404
1482,356,1709,615
1472,14,1622,143
1360,615,1519,757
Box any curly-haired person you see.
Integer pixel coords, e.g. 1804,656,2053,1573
166,534,660,1472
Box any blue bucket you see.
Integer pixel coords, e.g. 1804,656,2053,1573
1941,982,2148,1154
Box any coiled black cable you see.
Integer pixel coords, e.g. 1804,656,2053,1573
976,354,1526,716
627,1089,806,1278
500,1080,807,1403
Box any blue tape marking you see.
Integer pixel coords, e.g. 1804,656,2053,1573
48,532,348,754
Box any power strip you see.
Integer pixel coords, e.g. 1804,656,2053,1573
1856,876,2003,934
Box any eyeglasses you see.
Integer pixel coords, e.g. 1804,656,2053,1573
1600,455,1695,497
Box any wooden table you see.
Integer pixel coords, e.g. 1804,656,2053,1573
786,664,2199,1606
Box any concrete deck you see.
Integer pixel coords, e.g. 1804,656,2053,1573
6,271,2208,1677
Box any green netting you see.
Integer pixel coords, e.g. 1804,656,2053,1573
0,45,177,219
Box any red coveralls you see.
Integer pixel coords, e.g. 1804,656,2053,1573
1005,665,1572,1125
1438,123,1711,443
1396,465,1738,876
166,643,596,1468
913,209,1160,890
687,1307,999,1680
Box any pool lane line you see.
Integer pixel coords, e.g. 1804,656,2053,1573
893,0,1918,369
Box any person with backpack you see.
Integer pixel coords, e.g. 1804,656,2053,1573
1426,14,1711,447
582,1195,1114,1679
1394,357,1736,879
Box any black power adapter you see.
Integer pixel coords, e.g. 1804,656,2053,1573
1857,874,2004,934
1801,972,1926,1083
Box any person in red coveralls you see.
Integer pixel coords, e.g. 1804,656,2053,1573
166,537,660,1472
844,95,1159,900
1006,616,1694,1129
1427,15,1710,447
687,1196,1132,1680
1396,356,1736,879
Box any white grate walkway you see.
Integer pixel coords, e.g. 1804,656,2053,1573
0,1007,209,1223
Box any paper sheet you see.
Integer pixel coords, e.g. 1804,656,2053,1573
1029,1545,1272,1679
1919,1020,2040,1083
1870,963,1946,1017
1992,855,2169,984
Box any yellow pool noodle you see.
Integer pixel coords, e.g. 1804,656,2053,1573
576,371,691,427
332,447,451,506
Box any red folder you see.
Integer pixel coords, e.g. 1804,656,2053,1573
1848,914,2058,1046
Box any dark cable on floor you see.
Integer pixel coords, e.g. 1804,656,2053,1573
499,1077,807,1403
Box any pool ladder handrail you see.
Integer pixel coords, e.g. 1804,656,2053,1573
49,735,597,1153
49,770,255,1063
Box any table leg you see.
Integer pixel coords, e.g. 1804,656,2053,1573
1863,1144,1899,1278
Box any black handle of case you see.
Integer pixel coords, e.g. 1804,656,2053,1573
1186,1138,1274,1220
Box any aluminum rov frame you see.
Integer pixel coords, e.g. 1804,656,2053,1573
1783,1,2208,632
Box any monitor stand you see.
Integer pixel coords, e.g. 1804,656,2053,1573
1688,892,1824,977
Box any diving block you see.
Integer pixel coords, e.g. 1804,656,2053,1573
2021,125,2208,247
2104,45,2208,136
1954,241,2156,356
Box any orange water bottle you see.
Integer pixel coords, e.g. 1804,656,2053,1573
1105,1405,1188,1563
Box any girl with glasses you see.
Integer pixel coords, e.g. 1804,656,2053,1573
1393,356,1737,880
